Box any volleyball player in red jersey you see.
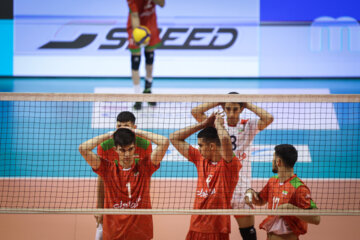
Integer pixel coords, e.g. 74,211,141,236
94,111,152,239
245,144,320,240
170,113,241,240
79,127,169,240
127,0,165,110
191,92,274,240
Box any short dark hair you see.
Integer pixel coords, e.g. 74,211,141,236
227,92,244,108
117,111,136,124
198,127,221,146
113,128,136,147
274,144,298,168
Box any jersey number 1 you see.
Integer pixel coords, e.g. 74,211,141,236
206,175,213,189
126,182,132,199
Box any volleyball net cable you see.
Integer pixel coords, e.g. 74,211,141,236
0,93,359,216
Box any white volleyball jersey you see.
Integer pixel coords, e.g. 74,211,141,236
225,118,259,209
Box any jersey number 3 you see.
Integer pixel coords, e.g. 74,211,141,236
230,135,237,150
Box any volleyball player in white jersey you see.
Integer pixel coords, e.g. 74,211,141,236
191,92,274,240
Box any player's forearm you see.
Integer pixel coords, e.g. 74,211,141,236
79,133,112,154
297,215,321,225
78,132,112,169
245,103,274,130
130,12,140,29
96,176,105,209
135,129,169,148
135,129,169,165
254,197,267,206
191,102,220,122
215,122,233,162
152,0,165,7
246,189,267,206
287,204,321,225
170,122,205,142
245,103,273,121
278,203,321,225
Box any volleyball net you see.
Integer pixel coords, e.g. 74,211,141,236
0,93,359,216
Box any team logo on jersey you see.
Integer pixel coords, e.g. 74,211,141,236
197,188,216,198
113,196,142,209
238,119,248,133
282,190,288,195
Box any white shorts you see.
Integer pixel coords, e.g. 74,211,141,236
231,169,251,209
95,224,103,240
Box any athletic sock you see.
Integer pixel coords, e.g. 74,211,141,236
134,84,141,94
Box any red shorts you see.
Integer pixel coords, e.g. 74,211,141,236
127,14,161,52
185,231,229,240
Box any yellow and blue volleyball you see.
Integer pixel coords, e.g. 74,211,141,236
132,25,151,46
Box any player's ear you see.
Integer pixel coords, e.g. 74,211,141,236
133,124,137,129
209,142,216,151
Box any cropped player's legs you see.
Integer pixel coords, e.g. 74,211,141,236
235,215,257,240
144,48,156,106
232,183,257,240
185,231,229,240
267,232,298,240
131,51,142,110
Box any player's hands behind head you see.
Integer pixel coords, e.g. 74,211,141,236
202,112,216,128
202,111,225,128
214,111,225,127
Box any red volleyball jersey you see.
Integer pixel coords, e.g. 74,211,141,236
93,154,159,240
259,175,318,236
188,146,241,234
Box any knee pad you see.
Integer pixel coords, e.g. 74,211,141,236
240,226,257,240
144,51,154,65
131,55,141,71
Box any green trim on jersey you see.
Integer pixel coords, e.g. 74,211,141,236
289,176,304,189
310,199,317,209
135,136,150,150
271,175,279,179
130,40,162,53
100,137,150,151
130,48,141,53
100,138,115,151
145,42,162,51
